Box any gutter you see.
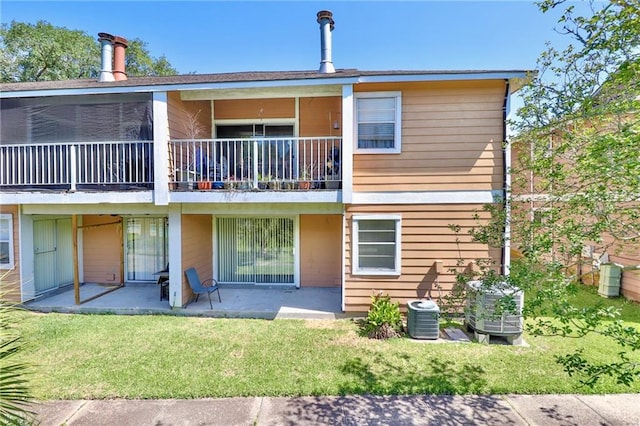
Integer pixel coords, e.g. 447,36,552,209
502,79,511,276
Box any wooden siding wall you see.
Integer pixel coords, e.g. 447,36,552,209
82,215,122,284
181,214,213,306
168,92,212,139
0,205,20,302
603,234,640,302
353,80,506,192
344,204,500,313
300,214,342,287
299,97,342,137
214,98,294,120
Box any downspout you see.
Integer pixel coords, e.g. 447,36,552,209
502,80,511,276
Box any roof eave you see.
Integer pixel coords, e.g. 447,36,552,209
0,69,535,99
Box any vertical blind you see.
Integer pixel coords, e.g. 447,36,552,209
357,97,396,149
217,217,294,284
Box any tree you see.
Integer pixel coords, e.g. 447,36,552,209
455,0,640,387
0,20,178,82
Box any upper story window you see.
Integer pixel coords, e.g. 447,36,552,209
0,214,14,269
355,91,402,154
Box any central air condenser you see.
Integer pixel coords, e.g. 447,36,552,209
465,280,523,336
407,299,440,340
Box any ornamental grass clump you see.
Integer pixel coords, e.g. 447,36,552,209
362,292,404,339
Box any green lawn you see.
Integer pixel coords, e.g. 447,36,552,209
12,285,640,399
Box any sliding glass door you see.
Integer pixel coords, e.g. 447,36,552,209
217,217,295,285
125,217,168,282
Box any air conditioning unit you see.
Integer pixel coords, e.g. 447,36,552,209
598,263,621,297
465,280,523,337
407,299,440,340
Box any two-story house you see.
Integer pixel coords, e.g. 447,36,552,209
0,11,528,313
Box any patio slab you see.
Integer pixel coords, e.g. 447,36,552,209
25,283,343,319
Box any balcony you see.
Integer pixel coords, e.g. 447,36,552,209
0,141,153,191
169,137,342,192
0,137,342,198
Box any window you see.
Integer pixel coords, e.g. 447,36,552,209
355,92,402,153
0,214,14,269
352,215,402,275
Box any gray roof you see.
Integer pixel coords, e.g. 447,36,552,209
0,69,531,94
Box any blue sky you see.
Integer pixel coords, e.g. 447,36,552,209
1,1,594,75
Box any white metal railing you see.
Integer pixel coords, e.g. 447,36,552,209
168,137,342,190
0,141,153,190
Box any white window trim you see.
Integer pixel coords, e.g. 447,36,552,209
354,91,402,154
352,214,402,276
0,214,15,270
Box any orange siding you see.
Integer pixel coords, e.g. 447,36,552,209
353,80,506,192
603,234,640,302
214,98,295,120
300,214,342,287
344,204,500,313
167,92,212,139
0,205,20,302
181,215,213,306
299,97,342,137
82,215,123,284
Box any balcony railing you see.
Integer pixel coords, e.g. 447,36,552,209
0,141,153,190
169,137,342,191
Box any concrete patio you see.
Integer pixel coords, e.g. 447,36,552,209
25,283,343,319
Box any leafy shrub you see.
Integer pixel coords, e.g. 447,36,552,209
362,292,403,339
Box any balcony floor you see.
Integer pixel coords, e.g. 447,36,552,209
25,283,344,319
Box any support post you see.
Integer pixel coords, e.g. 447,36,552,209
70,145,77,192
72,214,80,305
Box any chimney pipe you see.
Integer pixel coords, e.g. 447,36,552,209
317,10,335,74
112,35,129,81
98,33,115,82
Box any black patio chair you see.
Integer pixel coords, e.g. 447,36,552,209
184,267,222,309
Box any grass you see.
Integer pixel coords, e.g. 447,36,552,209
11,285,640,400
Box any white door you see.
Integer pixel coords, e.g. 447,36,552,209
33,217,73,294
125,217,168,282
217,217,295,285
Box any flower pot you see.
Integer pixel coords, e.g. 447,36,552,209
197,181,211,190
283,181,297,190
223,181,236,190
298,180,312,190
258,182,268,190
268,181,283,190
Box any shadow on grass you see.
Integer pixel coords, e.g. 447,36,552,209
275,351,522,425
338,352,486,395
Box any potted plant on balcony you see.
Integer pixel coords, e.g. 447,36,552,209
197,180,211,190
324,147,341,189
298,163,314,190
283,180,297,190
223,176,237,190
268,177,283,190
257,173,269,190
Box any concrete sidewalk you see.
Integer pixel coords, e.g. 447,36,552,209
33,394,640,425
